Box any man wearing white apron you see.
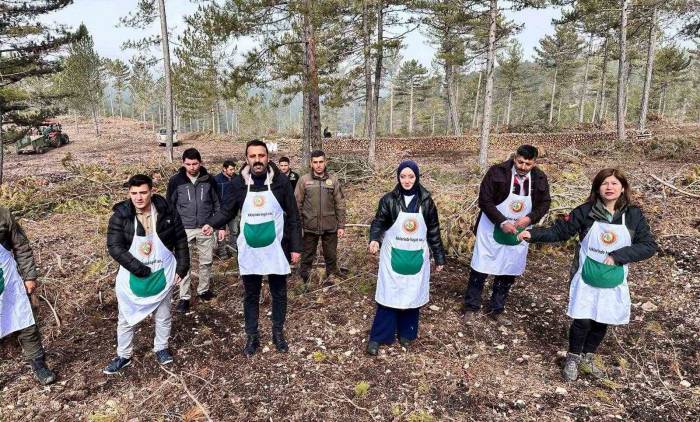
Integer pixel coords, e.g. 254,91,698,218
0,207,56,385
203,140,303,357
104,174,190,374
464,145,551,325
520,169,657,381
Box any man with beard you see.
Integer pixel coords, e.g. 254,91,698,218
202,140,302,357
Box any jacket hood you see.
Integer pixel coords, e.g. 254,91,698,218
112,194,169,217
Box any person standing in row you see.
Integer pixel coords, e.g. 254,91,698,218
104,174,190,374
278,157,299,191
295,150,346,288
214,159,240,256
203,140,302,357
464,145,551,326
0,207,56,385
519,168,657,381
167,148,224,313
366,161,446,355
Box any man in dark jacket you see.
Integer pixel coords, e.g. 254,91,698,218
104,174,190,374
464,145,551,325
278,156,299,190
213,159,240,257
295,150,346,287
167,148,224,313
0,207,56,385
203,139,302,357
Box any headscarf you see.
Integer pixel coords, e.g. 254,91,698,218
397,160,420,212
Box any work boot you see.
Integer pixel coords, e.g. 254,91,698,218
462,310,479,325
198,290,216,302
488,311,513,326
398,337,411,348
243,334,260,357
562,353,582,382
30,357,56,385
579,353,606,379
175,299,190,313
366,341,380,356
272,330,289,353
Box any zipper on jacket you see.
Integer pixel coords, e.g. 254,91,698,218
318,179,322,233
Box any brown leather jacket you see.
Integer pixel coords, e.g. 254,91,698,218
295,171,346,234
0,207,38,280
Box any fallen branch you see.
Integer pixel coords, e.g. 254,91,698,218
159,366,213,422
650,174,700,199
38,293,61,328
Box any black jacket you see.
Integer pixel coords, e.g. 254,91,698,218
107,194,190,278
475,159,551,232
166,166,220,229
207,162,303,257
530,202,657,278
369,184,447,266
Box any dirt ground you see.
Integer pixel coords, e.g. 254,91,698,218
0,117,699,421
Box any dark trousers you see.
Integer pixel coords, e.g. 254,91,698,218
241,274,287,336
299,231,338,280
568,319,608,354
369,304,420,344
463,269,515,314
17,323,44,360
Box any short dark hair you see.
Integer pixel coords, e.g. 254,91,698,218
182,148,202,162
310,150,325,159
516,144,538,160
278,156,290,164
245,139,268,155
223,159,236,169
127,174,153,189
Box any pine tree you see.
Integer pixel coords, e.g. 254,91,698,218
394,59,430,135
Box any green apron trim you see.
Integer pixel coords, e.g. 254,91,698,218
581,257,625,288
493,226,524,246
391,247,424,276
129,268,166,298
243,220,276,248
0,268,4,296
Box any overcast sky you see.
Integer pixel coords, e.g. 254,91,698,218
43,0,561,68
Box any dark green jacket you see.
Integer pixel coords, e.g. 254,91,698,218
0,207,38,280
529,202,657,279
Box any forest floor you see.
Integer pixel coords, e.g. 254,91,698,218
0,117,699,421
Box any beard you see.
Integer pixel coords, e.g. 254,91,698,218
250,162,267,176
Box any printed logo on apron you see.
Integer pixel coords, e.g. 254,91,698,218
581,217,627,288
390,216,423,275
243,194,276,248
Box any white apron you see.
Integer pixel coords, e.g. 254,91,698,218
0,244,35,338
237,179,290,276
568,213,632,325
471,172,533,276
375,209,431,309
115,206,178,326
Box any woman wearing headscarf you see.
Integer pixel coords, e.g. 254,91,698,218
366,160,446,355
519,168,657,381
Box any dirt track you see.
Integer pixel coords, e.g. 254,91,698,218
1,118,699,421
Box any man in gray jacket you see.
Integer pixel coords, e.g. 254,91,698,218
167,148,224,313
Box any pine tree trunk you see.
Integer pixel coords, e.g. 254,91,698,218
109,96,115,117
617,0,629,142
92,106,100,136
557,94,563,123
638,6,657,132
471,70,483,129
445,63,462,135
506,90,513,126
369,1,383,166
548,67,558,124
596,36,609,125
362,0,373,138
409,82,414,135
389,83,394,135
157,0,175,162
579,34,593,123
478,0,498,170
302,2,322,165
352,104,356,138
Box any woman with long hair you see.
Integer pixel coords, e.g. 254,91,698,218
519,168,657,381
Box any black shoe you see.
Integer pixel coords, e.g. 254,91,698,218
399,337,411,348
155,349,174,365
30,357,56,385
175,299,190,313
103,356,132,375
198,290,216,302
272,330,289,353
243,335,260,357
366,341,380,356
